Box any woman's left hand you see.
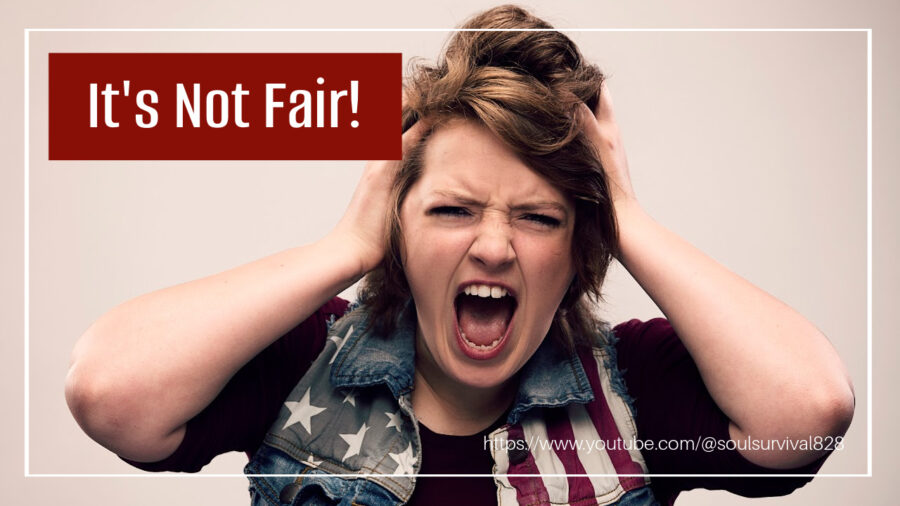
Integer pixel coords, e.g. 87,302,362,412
577,83,637,208
583,82,855,470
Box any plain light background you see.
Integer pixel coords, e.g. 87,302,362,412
3,0,897,504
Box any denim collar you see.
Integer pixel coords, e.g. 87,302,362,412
329,302,595,425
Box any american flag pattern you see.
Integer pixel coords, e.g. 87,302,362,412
252,307,652,505
489,346,650,505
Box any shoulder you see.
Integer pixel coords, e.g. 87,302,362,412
611,317,676,348
322,297,351,317
607,317,690,373
122,296,352,473
324,298,370,337
601,318,827,499
576,317,682,397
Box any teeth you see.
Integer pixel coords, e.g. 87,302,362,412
460,331,503,350
462,284,509,299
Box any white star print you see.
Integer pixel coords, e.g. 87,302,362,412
342,390,357,407
389,442,416,476
304,454,323,468
282,388,327,433
384,409,404,432
329,325,354,364
339,422,369,462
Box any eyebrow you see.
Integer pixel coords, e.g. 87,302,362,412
431,190,570,217
432,190,485,208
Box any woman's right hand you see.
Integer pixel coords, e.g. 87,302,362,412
65,94,427,464
331,110,429,277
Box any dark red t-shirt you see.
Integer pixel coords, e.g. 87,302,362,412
125,299,827,504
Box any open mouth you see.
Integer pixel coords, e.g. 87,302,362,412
454,283,517,360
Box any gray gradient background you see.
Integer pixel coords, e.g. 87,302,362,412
2,0,896,504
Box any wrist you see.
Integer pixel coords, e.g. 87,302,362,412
612,198,652,261
318,231,382,284
613,196,647,230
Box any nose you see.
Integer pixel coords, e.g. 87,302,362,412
468,215,515,270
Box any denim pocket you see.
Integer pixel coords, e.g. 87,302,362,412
245,444,402,506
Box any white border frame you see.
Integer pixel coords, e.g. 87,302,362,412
23,27,873,479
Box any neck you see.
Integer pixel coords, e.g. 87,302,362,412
411,338,517,436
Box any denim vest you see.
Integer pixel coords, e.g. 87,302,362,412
244,304,659,505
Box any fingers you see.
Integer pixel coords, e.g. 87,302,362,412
399,84,430,157
576,102,603,146
578,101,626,171
581,82,623,150
593,81,617,124
401,116,429,157
580,83,636,204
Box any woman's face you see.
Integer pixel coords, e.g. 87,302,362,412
400,119,576,392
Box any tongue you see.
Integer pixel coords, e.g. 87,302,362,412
456,295,514,346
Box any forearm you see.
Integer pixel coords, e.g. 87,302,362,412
615,199,854,444
65,232,363,461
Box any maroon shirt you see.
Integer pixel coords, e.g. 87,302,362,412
125,299,828,504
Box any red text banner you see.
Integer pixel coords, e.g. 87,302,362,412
49,53,401,160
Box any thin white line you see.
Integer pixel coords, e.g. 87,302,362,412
866,27,873,478
26,473,871,478
23,27,30,478
24,28,870,33
25,27,872,480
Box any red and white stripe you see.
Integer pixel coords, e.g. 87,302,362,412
489,347,649,505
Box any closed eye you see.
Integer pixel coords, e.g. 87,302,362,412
428,206,472,217
522,213,561,227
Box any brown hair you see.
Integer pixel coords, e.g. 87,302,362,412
358,4,618,350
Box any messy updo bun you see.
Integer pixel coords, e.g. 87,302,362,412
404,6,603,154
361,5,618,350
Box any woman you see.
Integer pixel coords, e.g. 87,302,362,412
65,5,854,505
